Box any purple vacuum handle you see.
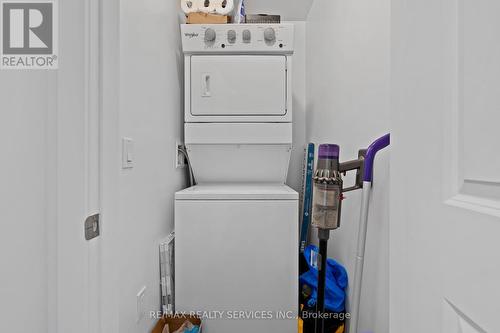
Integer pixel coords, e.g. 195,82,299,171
363,133,390,182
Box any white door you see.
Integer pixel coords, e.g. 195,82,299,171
190,55,287,116
391,0,500,332
0,0,102,332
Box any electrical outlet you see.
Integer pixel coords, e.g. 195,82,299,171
136,286,146,323
176,141,187,169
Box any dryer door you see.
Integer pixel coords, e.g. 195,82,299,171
190,55,287,116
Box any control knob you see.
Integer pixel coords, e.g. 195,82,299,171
264,27,276,42
204,28,216,42
227,29,236,43
242,29,251,43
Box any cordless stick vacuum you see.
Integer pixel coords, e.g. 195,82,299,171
311,144,342,333
311,134,390,333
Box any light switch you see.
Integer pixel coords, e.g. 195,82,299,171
122,137,134,169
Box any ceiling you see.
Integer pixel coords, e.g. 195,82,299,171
243,0,314,21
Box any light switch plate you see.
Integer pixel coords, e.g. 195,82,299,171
136,286,146,323
122,137,134,169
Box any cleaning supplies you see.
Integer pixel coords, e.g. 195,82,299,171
181,0,200,14
215,0,234,15
299,245,348,333
162,320,200,333
172,321,200,333
152,315,202,333
181,0,234,15
245,14,281,24
199,0,215,13
299,143,315,254
299,245,348,313
233,0,245,23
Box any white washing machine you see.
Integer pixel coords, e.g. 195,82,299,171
176,24,297,333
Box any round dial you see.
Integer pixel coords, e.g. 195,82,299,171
204,28,216,42
264,27,276,42
227,29,236,43
242,29,251,42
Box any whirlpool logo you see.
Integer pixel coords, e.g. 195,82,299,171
1,0,58,69
184,32,199,38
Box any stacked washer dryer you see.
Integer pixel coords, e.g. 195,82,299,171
175,24,298,333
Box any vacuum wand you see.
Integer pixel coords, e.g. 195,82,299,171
311,144,343,333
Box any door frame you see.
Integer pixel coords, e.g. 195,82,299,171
48,0,120,331
98,0,121,331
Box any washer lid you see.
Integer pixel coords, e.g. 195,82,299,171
175,184,298,200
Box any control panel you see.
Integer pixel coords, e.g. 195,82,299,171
181,24,294,54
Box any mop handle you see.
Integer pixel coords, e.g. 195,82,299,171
349,133,390,333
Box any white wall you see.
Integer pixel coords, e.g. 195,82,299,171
117,0,186,332
305,1,390,332
0,72,51,333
